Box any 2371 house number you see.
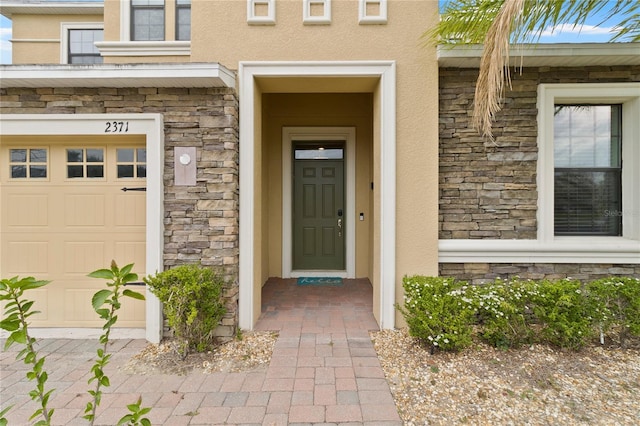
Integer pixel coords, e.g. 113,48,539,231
105,121,129,133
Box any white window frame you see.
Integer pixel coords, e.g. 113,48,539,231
60,22,104,64
303,0,331,25
358,0,387,25
247,0,276,25
538,83,640,245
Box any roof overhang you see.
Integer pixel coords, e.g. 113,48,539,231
0,2,103,18
0,63,236,89
438,43,640,68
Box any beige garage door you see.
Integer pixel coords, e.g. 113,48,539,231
1,135,146,328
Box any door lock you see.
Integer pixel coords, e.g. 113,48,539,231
337,218,343,237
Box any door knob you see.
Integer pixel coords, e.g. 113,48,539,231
337,218,343,237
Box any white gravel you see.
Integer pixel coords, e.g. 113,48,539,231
371,328,640,425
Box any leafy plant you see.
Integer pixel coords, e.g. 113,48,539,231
117,396,152,426
84,261,146,425
144,264,227,354
0,276,54,425
397,276,475,352
531,279,595,350
470,278,537,349
588,277,640,347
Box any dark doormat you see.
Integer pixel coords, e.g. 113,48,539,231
297,277,344,286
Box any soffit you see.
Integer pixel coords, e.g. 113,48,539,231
256,76,379,93
438,43,640,68
0,63,236,89
0,2,103,18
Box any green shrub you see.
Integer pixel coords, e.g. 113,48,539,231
144,264,227,353
530,279,595,350
397,276,475,352
588,277,640,347
470,278,537,349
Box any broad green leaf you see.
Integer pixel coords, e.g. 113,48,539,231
10,329,26,344
120,263,135,276
92,290,112,310
21,279,50,291
0,318,20,332
141,418,152,426
100,376,110,387
117,414,133,425
123,289,145,301
88,269,115,280
122,272,139,284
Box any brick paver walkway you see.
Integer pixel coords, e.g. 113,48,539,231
1,278,402,425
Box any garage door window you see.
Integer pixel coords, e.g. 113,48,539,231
10,148,48,179
117,148,147,178
67,148,104,178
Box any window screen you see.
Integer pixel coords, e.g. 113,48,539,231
176,0,191,41
131,0,165,41
68,29,103,64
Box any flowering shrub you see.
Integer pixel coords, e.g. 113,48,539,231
587,277,640,347
398,275,639,352
397,276,475,352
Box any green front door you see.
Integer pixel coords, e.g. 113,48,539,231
292,149,345,270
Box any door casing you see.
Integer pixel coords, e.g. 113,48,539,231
282,127,356,278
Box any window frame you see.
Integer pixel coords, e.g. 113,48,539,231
358,0,387,25
65,147,106,180
538,83,640,244
303,0,331,25
8,147,49,180
247,0,276,25
60,23,104,64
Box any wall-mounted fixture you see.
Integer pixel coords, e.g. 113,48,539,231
174,146,196,186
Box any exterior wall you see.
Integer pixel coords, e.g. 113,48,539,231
0,86,240,338
439,65,640,281
11,14,103,64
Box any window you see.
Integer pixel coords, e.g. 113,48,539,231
175,0,191,41
117,148,147,178
67,148,104,178
303,0,331,25
9,148,47,179
131,0,165,41
247,0,275,25
68,29,103,64
538,83,640,245
358,0,387,24
554,105,622,236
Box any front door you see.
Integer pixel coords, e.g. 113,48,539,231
292,143,345,270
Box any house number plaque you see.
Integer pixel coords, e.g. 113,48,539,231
104,121,130,133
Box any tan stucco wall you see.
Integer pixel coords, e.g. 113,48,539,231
11,14,103,64
262,93,373,278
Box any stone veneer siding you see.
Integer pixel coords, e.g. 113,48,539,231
0,87,240,338
439,65,640,281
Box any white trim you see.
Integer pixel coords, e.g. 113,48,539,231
60,22,104,64
247,0,276,25
95,41,191,56
238,61,396,330
282,127,356,279
439,82,640,265
358,0,387,25
0,114,165,343
121,0,130,41
303,0,331,25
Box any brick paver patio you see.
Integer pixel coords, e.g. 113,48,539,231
1,278,402,425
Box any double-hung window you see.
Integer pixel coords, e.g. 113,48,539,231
553,105,622,236
175,0,191,41
131,0,165,41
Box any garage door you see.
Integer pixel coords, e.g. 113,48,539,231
1,135,146,328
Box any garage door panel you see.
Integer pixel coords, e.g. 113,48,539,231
64,194,106,227
63,241,105,275
113,242,146,275
114,194,146,227
5,241,50,275
6,193,49,227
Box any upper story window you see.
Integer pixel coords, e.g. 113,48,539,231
131,0,165,41
68,29,104,64
176,0,191,41
359,0,387,24
247,0,276,25
303,0,331,25
554,105,622,236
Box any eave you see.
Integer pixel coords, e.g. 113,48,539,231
438,43,640,68
0,2,103,18
0,63,236,89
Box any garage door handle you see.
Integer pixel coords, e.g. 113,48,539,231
125,281,146,286
121,187,147,192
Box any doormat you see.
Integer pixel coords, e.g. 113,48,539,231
297,277,343,286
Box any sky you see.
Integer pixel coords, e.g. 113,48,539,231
0,0,634,64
